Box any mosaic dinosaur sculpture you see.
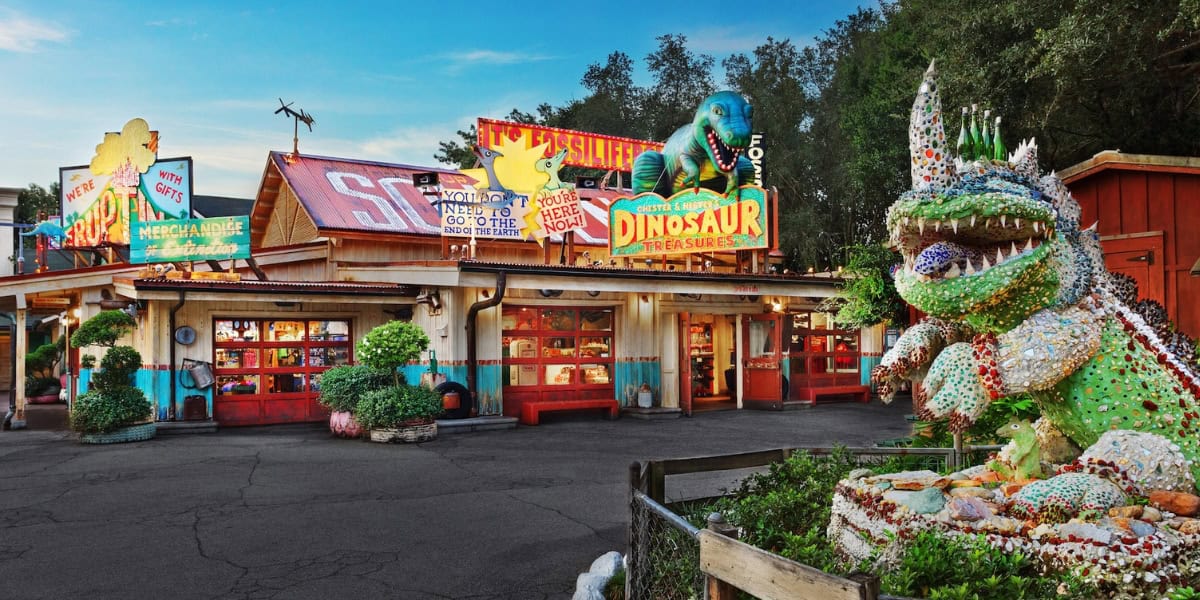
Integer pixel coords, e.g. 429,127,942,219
873,61,1200,523
631,91,755,197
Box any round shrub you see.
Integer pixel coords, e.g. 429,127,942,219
354,385,443,429
70,310,136,349
93,346,142,391
317,365,394,413
357,322,430,386
70,387,152,434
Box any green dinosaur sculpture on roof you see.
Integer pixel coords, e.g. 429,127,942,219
631,91,755,197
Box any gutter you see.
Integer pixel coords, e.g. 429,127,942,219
168,291,186,421
465,272,506,412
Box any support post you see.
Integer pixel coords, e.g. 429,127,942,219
11,303,26,428
705,512,739,600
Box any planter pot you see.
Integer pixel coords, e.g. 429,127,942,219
368,420,437,443
80,422,157,445
27,394,61,405
329,410,363,439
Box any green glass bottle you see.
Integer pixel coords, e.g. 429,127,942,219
992,116,1007,162
981,109,992,161
956,106,972,161
969,104,985,161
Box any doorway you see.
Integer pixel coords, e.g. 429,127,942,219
678,313,736,414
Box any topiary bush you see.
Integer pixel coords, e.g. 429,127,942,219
356,321,430,386
354,384,443,429
70,310,135,349
317,365,394,413
92,346,142,391
69,386,152,434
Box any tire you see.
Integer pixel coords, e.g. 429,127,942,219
435,381,472,420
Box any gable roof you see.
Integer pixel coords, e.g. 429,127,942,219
1060,151,1200,184
252,151,626,247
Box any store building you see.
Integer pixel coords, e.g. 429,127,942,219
2,151,879,428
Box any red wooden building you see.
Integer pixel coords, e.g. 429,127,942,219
1061,151,1200,340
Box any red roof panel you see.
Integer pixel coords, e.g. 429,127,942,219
270,152,623,245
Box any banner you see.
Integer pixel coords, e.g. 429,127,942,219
60,157,192,248
477,119,663,173
748,133,765,186
536,187,587,237
131,215,249,263
609,186,768,258
436,188,532,240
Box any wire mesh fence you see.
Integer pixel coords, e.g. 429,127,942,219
627,490,703,600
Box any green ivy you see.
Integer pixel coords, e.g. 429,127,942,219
316,365,394,413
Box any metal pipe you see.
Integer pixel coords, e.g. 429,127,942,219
465,272,505,412
1,313,14,428
168,290,186,421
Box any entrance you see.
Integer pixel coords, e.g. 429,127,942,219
678,313,737,415
741,313,783,409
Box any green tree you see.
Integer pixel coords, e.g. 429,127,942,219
643,34,717,141
16,182,60,223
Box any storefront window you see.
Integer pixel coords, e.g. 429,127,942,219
267,321,306,342
213,319,351,404
788,311,861,386
266,347,305,368
308,320,349,341
501,307,614,391
217,374,259,395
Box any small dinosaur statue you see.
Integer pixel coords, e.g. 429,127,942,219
432,145,517,211
21,220,66,241
987,418,1043,481
631,91,755,197
534,148,570,191
873,61,1200,523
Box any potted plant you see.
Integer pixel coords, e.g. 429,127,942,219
69,310,154,444
24,338,64,403
316,365,392,438
354,321,436,443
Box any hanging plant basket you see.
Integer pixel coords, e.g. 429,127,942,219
368,419,437,443
80,422,157,445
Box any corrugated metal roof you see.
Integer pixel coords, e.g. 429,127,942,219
267,151,624,245
458,260,844,285
132,276,418,296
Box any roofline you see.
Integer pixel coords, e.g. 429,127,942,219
267,150,466,174
457,260,843,285
1059,151,1200,184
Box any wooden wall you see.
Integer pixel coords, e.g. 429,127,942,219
1070,169,1200,339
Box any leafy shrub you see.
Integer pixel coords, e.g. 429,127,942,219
357,321,430,386
25,376,60,396
354,385,443,429
878,530,1093,599
317,365,393,413
80,354,96,369
26,338,64,378
92,345,142,391
70,310,135,349
70,387,151,433
912,393,1041,449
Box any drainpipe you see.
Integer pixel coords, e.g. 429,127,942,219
168,290,186,421
1,312,13,428
465,272,505,412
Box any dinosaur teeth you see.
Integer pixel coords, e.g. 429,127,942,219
996,247,1004,264
1010,241,1019,257
965,260,976,275
918,218,925,235
1014,217,1021,229
970,215,976,228
933,220,941,233
946,263,961,278
1000,214,1007,227
985,218,992,229
951,219,958,234
1025,238,1034,252
981,255,992,270
1033,221,1040,233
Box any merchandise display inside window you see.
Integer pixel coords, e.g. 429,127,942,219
502,306,614,390
788,311,861,385
214,319,352,399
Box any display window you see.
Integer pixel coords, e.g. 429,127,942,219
787,311,860,384
213,318,352,426
501,306,614,392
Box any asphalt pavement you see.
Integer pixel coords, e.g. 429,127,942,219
0,400,912,600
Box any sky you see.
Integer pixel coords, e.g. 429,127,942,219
1,0,869,199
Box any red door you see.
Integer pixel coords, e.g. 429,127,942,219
678,312,692,416
742,314,782,408
1101,233,1164,305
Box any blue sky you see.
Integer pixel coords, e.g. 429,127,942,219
1,1,869,198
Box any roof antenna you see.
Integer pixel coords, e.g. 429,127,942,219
274,98,315,163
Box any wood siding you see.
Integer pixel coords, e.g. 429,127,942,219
1071,169,1200,339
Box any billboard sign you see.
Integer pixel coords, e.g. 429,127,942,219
477,119,663,173
608,186,768,258
130,215,250,264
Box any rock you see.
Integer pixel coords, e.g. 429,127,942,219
1102,517,1155,538
1000,482,1028,497
950,486,997,500
572,573,609,600
1108,505,1143,519
588,551,622,578
847,468,874,481
948,496,993,521
1141,506,1163,522
1179,519,1200,535
1057,522,1113,545
884,487,946,514
873,470,950,490
1149,490,1200,517
950,479,982,488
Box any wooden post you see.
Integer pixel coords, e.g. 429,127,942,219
705,512,739,600
847,572,881,599
647,461,666,504
627,462,641,600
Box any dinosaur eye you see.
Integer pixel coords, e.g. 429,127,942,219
1010,423,1020,430
713,106,724,117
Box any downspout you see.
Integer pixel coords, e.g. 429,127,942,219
168,290,186,421
1,312,14,428
465,272,505,412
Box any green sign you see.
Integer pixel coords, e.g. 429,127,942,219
131,216,250,264
608,186,768,258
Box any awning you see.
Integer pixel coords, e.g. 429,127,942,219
115,277,420,304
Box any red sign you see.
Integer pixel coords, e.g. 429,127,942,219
477,119,663,173
537,188,587,237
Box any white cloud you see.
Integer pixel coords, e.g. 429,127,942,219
0,11,69,52
439,49,556,75
678,26,815,55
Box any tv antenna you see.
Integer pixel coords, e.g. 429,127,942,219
274,98,315,161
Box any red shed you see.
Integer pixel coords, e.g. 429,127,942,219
1061,151,1200,339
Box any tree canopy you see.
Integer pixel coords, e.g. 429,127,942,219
436,2,1200,269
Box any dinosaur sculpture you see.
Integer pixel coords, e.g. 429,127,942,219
631,91,755,197
534,148,570,191
988,418,1043,482
21,220,67,242
873,61,1200,523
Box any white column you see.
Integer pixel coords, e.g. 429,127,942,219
12,301,26,428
